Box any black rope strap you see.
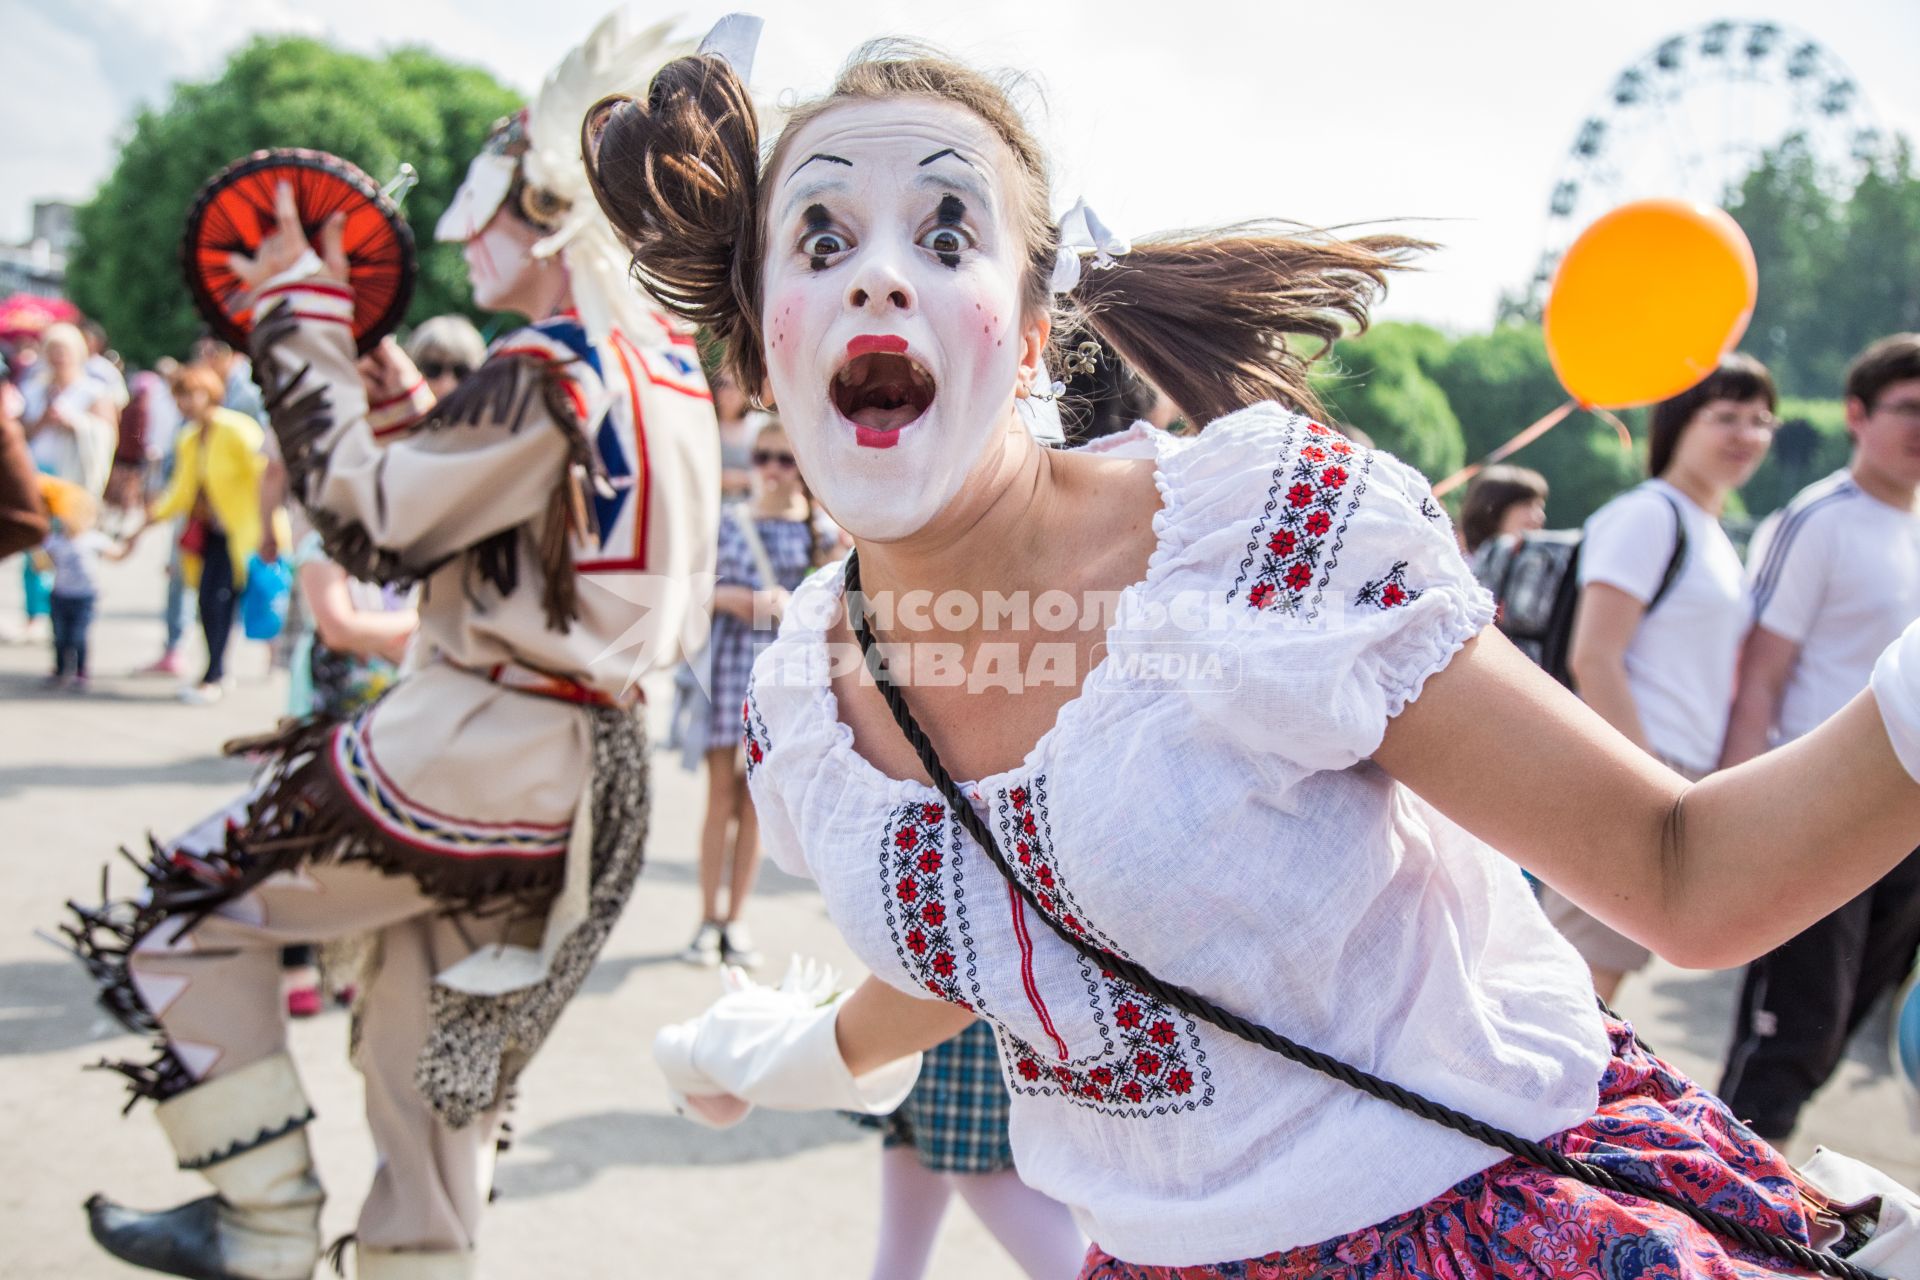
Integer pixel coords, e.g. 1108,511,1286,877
843,551,1878,1280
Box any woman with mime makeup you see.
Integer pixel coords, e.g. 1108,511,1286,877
590,39,1920,1280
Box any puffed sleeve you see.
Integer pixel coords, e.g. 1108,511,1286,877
247,272,592,589
1166,406,1494,777
740,673,811,879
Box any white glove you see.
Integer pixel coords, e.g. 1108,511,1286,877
1872,618,1920,783
653,957,923,1130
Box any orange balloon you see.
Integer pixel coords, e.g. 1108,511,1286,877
1543,199,1758,410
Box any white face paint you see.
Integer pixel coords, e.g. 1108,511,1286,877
462,205,549,315
760,98,1041,541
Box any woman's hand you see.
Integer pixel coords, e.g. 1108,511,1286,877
652,964,952,1128
227,182,350,296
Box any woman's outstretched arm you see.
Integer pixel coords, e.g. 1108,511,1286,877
836,975,979,1077
1375,627,1920,969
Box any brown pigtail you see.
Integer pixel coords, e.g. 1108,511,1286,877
583,55,767,394
1065,228,1430,426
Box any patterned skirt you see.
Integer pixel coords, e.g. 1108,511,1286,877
851,1019,1016,1174
1082,1017,1820,1279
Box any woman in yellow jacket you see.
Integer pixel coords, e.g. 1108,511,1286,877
120,364,287,703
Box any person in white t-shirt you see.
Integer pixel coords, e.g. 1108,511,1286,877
1555,355,1777,1001
1717,333,1920,1141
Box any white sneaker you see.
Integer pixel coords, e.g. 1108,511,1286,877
178,682,225,705
720,921,762,971
679,921,723,967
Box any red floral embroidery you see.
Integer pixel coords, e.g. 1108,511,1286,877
880,800,972,1008
1355,560,1425,612
993,778,1212,1116
742,694,771,776
1236,421,1371,617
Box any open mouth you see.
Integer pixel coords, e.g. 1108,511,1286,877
832,352,936,438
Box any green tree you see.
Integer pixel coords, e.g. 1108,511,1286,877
68,36,521,368
1427,324,1641,527
1728,135,1920,399
1316,322,1466,481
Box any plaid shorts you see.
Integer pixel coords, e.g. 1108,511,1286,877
851,1019,1015,1174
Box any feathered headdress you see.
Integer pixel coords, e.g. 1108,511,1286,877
437,11,696,359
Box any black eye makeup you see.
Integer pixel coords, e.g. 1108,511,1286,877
927,194,968,269
801,203,841,271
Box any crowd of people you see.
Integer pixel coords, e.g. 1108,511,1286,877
11,12,1920,1280
1462,337,1920,1154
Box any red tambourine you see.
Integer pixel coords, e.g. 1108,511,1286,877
181,149,416,356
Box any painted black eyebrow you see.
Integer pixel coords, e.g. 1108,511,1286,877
918,148,978,171
790,153,854,179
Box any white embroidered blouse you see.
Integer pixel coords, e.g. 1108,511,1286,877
743,405,1609,1265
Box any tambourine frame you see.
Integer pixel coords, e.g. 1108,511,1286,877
180,148,417,356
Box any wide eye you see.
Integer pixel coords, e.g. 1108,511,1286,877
799,229,849,259
919,226,972,256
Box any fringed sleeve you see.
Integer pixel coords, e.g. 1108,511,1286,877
247,276,601,616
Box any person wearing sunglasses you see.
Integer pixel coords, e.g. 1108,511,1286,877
403,314,487,402
684,419,835,970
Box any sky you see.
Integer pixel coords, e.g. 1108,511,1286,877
6,0,1918,333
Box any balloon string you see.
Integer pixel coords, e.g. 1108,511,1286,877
1431,398,1578,499
1591,407,1635,452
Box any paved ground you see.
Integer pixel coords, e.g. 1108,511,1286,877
0,536,1914,1278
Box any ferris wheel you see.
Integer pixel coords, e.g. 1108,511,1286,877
1517,19,1888,313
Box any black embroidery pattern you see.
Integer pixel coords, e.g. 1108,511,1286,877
880,800,975,1009
990,779,1213,1116
1229,421,1372,621
1419,496,1444,523
1355,560,1424,611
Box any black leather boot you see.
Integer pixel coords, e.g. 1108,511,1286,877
85,1053,322,1280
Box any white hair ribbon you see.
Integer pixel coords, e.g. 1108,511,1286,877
698,13,764,81
1049,198,1132,296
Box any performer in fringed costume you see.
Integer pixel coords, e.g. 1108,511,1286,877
62,14,720,1279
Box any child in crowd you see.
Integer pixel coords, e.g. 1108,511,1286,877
41,478,108,690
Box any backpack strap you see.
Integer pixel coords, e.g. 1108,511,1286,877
1647,490,1690,613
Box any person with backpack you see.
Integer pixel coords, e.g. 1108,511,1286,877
1717,334,1920,1143
1458,464,1549,560
1549,355,1779,1002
